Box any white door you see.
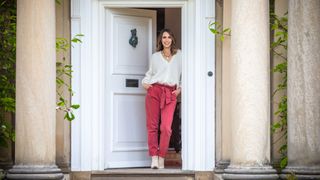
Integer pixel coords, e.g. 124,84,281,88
104,8,156,168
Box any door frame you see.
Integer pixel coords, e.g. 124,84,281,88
71,0,215,171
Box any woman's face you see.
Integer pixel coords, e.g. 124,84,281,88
161,32,172,49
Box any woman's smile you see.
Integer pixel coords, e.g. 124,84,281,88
162,32,172,48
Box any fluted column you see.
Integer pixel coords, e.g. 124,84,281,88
223,0,278,179
7,0,63,179
281,1,320,179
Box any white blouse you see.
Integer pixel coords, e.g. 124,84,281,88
142,50,182,87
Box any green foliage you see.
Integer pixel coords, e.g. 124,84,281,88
208,21,231,42
0,0,16,147
55,0,62,5
287,172,298,180
56,34,83,121
270,12,288,169
271,12,288,61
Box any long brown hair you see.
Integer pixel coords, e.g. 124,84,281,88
156,29,178,55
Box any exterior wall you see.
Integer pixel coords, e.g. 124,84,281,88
221,0,232,162
71,172,91,180
56,0,72,171
215,0,223,166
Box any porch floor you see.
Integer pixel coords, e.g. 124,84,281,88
91,168,196,180
92,168,194,175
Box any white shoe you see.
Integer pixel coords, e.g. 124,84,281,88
158,157,165,169
151,156,159,169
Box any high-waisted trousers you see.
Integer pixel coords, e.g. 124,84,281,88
145,83,177,158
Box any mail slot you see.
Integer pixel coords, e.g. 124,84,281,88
126,79,139,88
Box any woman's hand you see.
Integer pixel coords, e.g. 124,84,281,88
172,87,181,97
143,83,153,90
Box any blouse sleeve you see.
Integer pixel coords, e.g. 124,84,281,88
142,56,153,85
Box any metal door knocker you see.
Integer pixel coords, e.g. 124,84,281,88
129,28,138,48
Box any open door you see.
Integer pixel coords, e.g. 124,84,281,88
104,8,156,168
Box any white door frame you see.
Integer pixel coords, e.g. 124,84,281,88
71,0,215,171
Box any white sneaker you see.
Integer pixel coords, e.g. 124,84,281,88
158,157,165,169
151,156,159,169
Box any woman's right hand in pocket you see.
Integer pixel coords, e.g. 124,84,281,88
142,83,153,90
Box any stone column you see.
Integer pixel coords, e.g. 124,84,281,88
223,0,278,179
281,1,320,179
7,0,63,179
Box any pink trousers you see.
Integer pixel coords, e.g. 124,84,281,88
145,83,177,158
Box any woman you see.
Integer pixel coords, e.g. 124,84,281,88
142,29,182,169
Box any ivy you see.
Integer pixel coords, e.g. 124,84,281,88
56,34,83,121
208,21,231,42
270,12,288,169
0,0,16,147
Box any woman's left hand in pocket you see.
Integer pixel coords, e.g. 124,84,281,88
172,88,181,97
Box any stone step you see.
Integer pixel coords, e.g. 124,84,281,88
91,168,195,180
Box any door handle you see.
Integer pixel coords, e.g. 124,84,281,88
208,71,213,77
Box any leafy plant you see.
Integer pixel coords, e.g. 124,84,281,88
208,21,231,42
56,34,83,121
0,0,16,147
270,12,288,169
55,0,62,5
287,171,298,180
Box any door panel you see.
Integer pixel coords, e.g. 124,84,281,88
113,94,147,150
113,16,151,75
105,8,156,169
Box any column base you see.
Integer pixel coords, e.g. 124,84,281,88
222,166,278,180
280,166,320,180
7,165,64,180
214,160,230,173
